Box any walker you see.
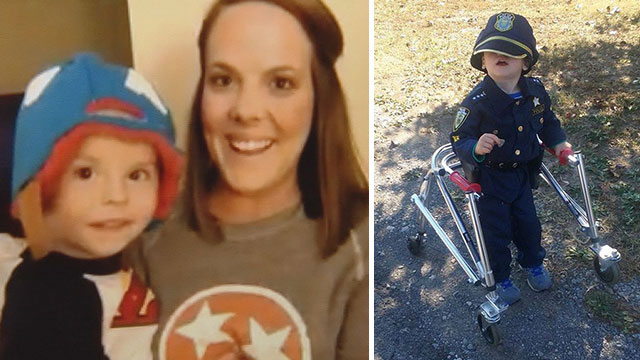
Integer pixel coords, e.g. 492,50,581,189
408,143,621,344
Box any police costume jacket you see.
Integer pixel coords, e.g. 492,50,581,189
450,75,566,203
0,234,157,360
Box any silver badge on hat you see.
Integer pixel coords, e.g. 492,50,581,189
494,13,515,32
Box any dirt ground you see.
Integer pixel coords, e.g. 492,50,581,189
374,1,640,359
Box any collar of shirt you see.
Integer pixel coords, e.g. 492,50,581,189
20,249,122,275
482,75,531,113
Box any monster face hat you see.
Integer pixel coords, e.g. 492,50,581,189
12,53,183,221
470,12,539,74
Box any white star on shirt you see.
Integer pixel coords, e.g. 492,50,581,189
533,97,540,107
241,318,292,360
175,303,234,360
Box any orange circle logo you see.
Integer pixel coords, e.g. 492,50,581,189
159,285,310,360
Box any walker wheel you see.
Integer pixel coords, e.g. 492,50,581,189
477,312,501,345
407,234,423,256
593,256,620,284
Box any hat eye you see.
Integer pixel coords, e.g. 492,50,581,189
23,66,61,107
124,69,168,115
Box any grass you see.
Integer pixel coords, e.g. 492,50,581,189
565,245,593,264
611,183,640,232
584,288,640,334
401,167,424,181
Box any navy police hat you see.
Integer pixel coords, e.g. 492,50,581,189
470,12,538,74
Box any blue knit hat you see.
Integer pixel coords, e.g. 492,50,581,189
12,53,182,218
470,12,538,74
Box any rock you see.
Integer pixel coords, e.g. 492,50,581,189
433,343,439,349
467,343,476,351
387,225,396,231
466,301,473,307
390,140,398,149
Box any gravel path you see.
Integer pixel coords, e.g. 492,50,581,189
373,108,640,360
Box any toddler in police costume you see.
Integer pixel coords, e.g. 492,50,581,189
450,13,573,304
0,53,182,359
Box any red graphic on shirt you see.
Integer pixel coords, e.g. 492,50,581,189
112,272,157,327
160,285,310,360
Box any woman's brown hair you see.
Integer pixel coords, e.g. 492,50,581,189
183,0,368,257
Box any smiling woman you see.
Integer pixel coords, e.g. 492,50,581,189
133,0,369,359
200,2,315,218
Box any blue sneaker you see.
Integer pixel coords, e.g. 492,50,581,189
496,278,521,305
526,265,552,292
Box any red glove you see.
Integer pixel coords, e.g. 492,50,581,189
558,148,574,166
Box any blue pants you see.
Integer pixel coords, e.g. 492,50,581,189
477,182,546,283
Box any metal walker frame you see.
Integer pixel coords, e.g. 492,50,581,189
408,143,621,344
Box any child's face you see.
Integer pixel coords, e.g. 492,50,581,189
43,135,159,259
482,52,526,82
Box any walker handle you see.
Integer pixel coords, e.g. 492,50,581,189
449,171,482,193
543,144,577,166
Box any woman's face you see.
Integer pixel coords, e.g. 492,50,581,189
201,1,314,197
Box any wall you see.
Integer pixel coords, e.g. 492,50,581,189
0,0,132,95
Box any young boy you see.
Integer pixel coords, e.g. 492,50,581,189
0,53,182,359
450,13,572,304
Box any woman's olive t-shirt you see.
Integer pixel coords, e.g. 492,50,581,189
137,205,368,360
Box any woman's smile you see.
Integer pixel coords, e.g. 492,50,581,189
227,136,274,155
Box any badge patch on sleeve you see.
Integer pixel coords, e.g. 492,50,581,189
453,107,470,131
